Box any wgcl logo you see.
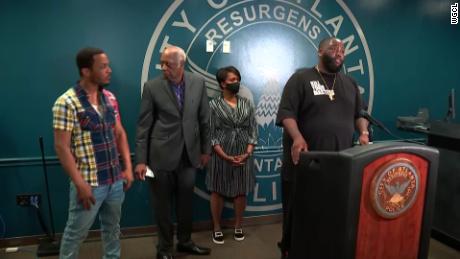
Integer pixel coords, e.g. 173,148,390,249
452,3,459,25
141,0,374,213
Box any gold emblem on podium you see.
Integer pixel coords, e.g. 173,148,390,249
370,158,420,219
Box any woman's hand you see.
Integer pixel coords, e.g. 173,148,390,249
231,153,250,166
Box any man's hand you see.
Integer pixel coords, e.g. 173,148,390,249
135,163,147,181
291,137,308,165
122,169,134,191
356,118,370,145
199,154,210,168
76,182,95,210
359,132,370,145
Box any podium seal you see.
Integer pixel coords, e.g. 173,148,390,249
370,158,420,219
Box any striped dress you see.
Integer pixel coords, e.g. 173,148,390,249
206,95,258,197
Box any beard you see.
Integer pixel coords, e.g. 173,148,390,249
322,54,343,73
90,75,110,89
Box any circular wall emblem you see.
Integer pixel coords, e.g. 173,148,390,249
142,0,374,213
370,158,420,219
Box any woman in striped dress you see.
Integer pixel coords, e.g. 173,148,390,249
206,66,258,244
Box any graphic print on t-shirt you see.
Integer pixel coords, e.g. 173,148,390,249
310,80,328,96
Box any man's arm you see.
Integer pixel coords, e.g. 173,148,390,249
355,117,370,145
276,71,307,165
352,80,369,145
54,130,95,210
198,78,211,167
135,82,154,179
114,120,133,190
282,118,308,165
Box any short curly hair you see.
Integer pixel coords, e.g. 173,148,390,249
76,47,105,76
215,66,241,89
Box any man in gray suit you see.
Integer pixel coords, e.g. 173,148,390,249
135,46,211,259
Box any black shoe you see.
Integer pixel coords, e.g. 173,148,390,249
278,241,288,259
212,231,225,244
177,242,211,255
156,252,173,259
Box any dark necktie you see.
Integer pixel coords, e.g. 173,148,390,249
173,83,184,110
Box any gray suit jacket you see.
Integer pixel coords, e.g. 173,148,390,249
135,71,211,171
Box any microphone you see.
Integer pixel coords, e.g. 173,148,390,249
359,110,388,131
359,110,425,145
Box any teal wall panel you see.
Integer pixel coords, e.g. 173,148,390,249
344,0,460,139
1,0,459,238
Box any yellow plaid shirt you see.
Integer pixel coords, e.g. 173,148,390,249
52,87,120,186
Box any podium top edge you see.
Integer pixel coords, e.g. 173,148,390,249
298,142,438,158
340,141,439,157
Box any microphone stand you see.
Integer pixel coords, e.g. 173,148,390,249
37,136,60,257
361,111,425,145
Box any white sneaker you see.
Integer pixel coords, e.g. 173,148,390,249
234,228,245,241
212,231,224,244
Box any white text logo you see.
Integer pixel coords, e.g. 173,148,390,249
452,3,458,24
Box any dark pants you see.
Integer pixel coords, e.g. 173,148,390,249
149,151,196,254
280,178,293,254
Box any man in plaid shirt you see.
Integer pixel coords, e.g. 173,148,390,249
53,47,133,259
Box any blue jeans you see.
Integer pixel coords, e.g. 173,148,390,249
59,180,125,259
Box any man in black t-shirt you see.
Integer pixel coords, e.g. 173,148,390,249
275,37,369,258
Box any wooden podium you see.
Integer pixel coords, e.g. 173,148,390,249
289,142,439,259
427,121,460,249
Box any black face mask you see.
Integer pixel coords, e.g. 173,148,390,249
226,82,240,94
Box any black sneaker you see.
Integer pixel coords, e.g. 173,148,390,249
212,231,224,244
234,228,245,241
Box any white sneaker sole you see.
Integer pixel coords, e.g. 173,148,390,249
212,238,225,244
234,236,245,241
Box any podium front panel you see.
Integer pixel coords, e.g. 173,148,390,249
355,153,428,259
289,143,438,259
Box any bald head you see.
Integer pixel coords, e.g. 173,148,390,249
163,46,186,65
160,45,186,83
318,37,342,51
317,37,345,73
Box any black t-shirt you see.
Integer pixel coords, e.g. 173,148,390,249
276,67,363,180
